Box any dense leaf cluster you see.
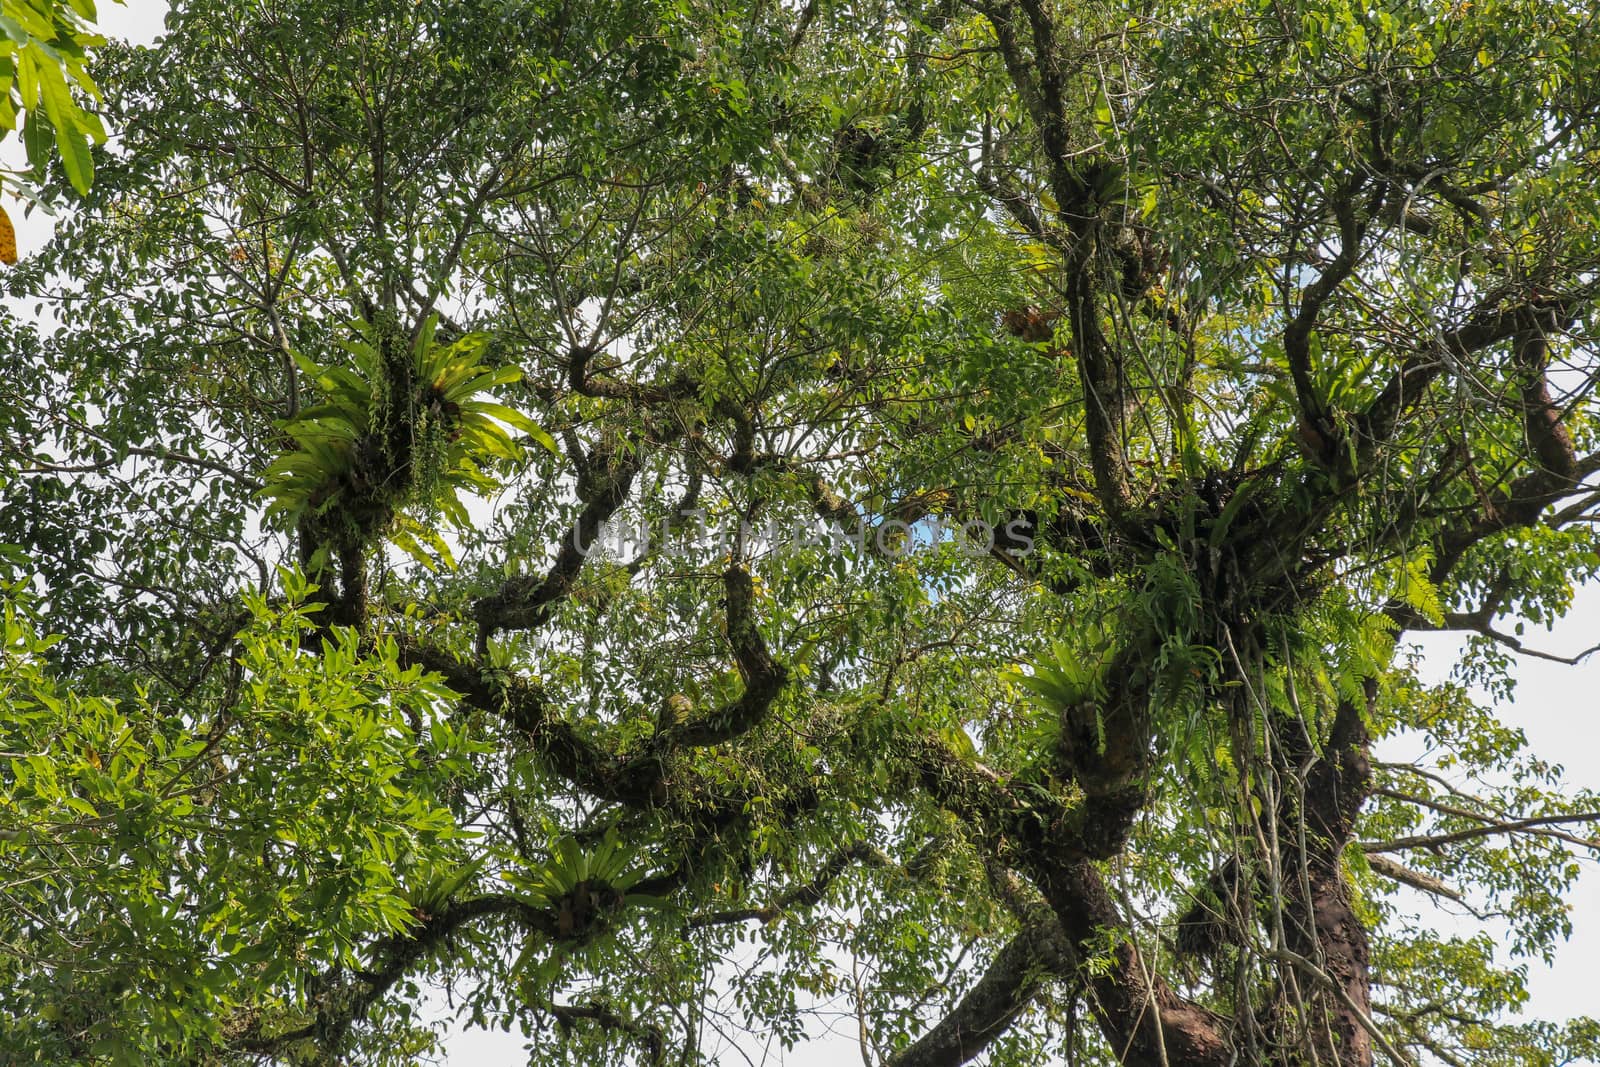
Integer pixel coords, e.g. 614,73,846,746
2,0,1599,1064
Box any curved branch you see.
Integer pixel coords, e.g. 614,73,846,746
1282,177,1381,462
395,636,665,807
687,840,889,929
568,343,696,404
667,566,789,747
1374,784,1600,852
1364,854,1463,904
1363,812,1600,854
473,447,642,642
236,892,555,1057
1358,290,1591,450
544,998,668,1066
885,922,1070,1067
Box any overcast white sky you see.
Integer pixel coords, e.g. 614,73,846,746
13,4,1596,1064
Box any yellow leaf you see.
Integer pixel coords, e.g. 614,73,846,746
0,204,15,265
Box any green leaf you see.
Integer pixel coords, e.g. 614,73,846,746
37,61,91,192
22,107,51,174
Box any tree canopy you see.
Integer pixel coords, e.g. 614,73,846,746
3,0,1600,1064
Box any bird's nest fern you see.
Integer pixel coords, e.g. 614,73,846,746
260,314,555,569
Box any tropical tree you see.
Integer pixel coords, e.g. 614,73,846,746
3,0,1600,1065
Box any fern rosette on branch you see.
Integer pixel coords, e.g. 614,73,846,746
259,313,554,615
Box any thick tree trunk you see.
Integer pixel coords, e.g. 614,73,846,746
1033,855,1235,1067
1274,682,1377,1067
